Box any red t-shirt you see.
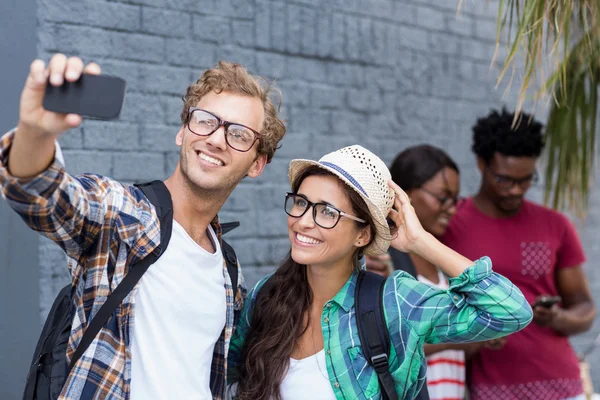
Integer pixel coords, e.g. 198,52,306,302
443,198,586,400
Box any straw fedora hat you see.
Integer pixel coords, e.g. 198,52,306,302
288,145,395,255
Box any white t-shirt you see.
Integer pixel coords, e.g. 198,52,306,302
279,349,336,400
130,221,226,400
418,270,466,399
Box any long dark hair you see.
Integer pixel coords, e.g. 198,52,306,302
234,166,380,400
389,144,459,190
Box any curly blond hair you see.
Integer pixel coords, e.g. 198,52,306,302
180,61,286,163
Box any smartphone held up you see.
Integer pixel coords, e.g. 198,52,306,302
42,74,126,120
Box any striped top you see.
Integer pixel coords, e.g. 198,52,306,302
228,257,533,399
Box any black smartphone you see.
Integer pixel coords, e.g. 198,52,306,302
43,74,126,120
534,295,562,308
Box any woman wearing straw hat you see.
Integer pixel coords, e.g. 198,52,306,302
227,145,533,400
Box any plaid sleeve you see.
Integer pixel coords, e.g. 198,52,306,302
385,257,533,345
0,130,158,272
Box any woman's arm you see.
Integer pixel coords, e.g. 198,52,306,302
387,259,532,344
386,180,472,277
385,181,533,343
411,232,472,277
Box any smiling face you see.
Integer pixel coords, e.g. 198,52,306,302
175,90,267,194
408,167,460,237
287,174,371,271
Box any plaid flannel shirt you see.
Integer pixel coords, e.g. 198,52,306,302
228,257,533,400
0,130,246,400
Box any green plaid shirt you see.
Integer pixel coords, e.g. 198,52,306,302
228,257,533,399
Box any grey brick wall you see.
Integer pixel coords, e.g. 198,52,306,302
34,0,599,388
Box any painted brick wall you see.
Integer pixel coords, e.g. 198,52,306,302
36,0,600,387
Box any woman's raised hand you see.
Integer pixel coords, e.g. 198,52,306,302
387,180,428,253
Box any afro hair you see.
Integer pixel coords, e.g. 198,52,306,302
472,107,545,163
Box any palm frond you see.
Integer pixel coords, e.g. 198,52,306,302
544,37,599,216
490,0,600,215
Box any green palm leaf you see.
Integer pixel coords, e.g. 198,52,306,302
479,0,600,215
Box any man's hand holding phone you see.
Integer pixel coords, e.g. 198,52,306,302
532,295,562,328
18,54,102,140
10,55,102,179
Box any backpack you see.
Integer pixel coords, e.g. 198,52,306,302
23,180,240,400
256,270,398,400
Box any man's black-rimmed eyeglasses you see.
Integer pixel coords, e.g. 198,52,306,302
487,167,539,191
187,107,261,152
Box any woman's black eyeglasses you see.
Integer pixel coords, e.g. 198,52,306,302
284,193,366,229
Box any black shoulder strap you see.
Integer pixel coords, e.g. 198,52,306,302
389,248,418,278
355,271,398,400
221,238,238,300
219,221,240,300
136,181,174,258
67,181,173,375
221,221,240,235
255,274,276,305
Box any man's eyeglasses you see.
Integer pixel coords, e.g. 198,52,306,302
284,193,366,229
420,188,460,210
187,108,261,152
488,168,539,190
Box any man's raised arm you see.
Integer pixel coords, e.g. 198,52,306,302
9,54,100,178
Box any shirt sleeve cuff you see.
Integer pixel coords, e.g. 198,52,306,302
447,256,493,290
0,129,66,200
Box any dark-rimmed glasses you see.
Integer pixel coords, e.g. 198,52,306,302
488,167,539,191
187,108,261,152
284,193,366,229
420,188,461,210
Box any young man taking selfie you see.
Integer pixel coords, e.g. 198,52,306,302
0,54,286,399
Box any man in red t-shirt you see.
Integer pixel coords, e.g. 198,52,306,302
443,108,596,400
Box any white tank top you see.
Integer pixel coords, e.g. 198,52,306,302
279,349,337,400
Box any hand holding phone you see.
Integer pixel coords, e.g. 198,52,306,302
532,295,562,328
533,295,562,309
11,55,106,180
18,55,104,139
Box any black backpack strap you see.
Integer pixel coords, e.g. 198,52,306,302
221,239,238,300
67,180,173,376
255,274,275,304
219,221,240,299
355,271,398,400
221,221,240,235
